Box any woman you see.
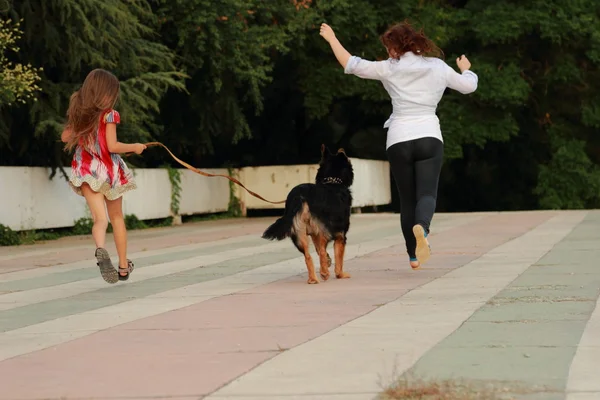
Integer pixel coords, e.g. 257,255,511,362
319,21,478,269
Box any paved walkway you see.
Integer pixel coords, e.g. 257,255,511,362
0,211,598,400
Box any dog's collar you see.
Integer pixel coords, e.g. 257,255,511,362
322,177,343,185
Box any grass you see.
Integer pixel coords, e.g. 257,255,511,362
0,211,240,247
378,373,557,400
379,377,503,400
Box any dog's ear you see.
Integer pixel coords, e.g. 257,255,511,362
321,144,332,158
337,148,346,155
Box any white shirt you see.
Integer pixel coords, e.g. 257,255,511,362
344,52,478,149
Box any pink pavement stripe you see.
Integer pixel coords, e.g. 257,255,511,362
0,212,555,400
0,218,270,274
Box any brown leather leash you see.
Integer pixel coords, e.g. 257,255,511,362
131,142,286,205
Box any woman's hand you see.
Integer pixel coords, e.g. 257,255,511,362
133,143,147,155
456,55,471,72
319,23,336,43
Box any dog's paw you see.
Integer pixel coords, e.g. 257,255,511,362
320,270,330,281
335,272,351,279
307,277,320,284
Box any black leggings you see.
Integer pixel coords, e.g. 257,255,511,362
387,137,444,258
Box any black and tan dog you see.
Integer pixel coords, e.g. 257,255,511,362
262,145,354,284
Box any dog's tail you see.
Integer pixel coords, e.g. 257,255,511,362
262,195,303,241
261,216,292,241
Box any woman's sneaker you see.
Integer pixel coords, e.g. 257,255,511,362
413,224,431,265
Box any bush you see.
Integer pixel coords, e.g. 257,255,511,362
125,214,148,230
72,217,94,236
0,224,21,246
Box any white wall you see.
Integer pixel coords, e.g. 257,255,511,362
349,158,392,208
0,167,90,231
234,158,391,211
0,159,391,231
0,167,230,231
178,169,231,216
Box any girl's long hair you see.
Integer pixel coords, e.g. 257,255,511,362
380,20,443,59
64,69,120,152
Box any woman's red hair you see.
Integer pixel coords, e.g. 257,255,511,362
380,20,443,59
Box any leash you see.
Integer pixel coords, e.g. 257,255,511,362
130,142,286,205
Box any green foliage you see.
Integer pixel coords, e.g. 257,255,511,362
227,167,242,217
535,133,600,209
124,214,148,230
0,223,20,246
1,0,186,169
166,166,182,216
1,0,599,211
154,0,313,157
0,18,42,106
72,217,94,236
18,229,61,245
1,213,181,246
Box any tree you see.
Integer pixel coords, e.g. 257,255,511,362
438,0,600,210
152,0,317,166
0,18,41,106
1,0,598,211
0,0,186,170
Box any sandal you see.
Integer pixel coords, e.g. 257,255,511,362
95,248,118,284
118,259,135,281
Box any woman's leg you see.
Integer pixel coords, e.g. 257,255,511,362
387,142,418,260
80,183,117,283
413,137,444,234
105,196,129,275
411,137,444,264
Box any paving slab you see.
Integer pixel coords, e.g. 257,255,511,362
0,211,598,400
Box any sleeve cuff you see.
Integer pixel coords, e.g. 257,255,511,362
344,55,360,74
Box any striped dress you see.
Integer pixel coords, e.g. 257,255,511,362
68,110,137,200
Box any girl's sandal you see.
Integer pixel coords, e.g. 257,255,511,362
118,259,135,281
95,248,118,284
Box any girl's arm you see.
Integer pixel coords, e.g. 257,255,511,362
105,124,146,154
61,128,72,143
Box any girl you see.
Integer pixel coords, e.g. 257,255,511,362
61,69,146,283
319,21,478,270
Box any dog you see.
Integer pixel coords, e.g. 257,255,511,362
262,145,354,284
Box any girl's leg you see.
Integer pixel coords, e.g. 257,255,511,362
105,196,129,276
81,183,109,248
80,183,117,283
387,142,418,265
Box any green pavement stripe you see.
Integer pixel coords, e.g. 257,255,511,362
0,237,266,293
0,218,396,292
405,211,600,398
0,226,400,333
